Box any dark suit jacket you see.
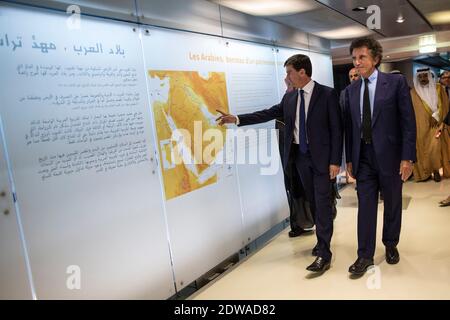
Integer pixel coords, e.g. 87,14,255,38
238,82,342,175
344,71,416,176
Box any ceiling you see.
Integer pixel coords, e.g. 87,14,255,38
213,0,450,43
211,0,450,65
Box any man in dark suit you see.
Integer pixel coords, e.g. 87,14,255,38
217,54,342,273
277,76,315,237
344,37,416,275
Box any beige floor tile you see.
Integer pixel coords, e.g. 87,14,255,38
191,178,450,300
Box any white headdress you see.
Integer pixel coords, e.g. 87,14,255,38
413,68,439,120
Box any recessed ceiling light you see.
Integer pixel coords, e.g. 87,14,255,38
427,10,450,24
352,7,366,11
396,16,405,23
386,55,390,58
213,0,318,16
313,25,373,40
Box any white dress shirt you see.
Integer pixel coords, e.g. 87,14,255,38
294,79,315,144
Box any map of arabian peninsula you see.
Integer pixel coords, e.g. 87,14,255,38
149,70,230,200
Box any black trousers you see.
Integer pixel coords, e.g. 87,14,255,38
291,144,334,260
356,141,403,259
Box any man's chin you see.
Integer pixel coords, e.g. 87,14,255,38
358,70,368,78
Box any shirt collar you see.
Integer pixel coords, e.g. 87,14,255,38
299,79,315,94
362,68,378,84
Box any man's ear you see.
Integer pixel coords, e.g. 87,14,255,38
374,56,380,66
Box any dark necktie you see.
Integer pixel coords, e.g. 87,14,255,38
299,89,308,153
362,78,372,144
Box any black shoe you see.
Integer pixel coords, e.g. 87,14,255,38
385,246,400,264
311,244,319,256
439,199,450,207
348,257,374,275
288,228,309,238
306,256,331,273
433,171,441,182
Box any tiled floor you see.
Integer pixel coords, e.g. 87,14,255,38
191,178,450,300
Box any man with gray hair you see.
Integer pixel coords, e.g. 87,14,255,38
345,37,416,275
411,68,450,182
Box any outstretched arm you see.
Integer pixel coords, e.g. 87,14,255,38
216,99,284,127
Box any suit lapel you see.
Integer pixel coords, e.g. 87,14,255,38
307,82,320,123
372,71,387,127
352,81,361,128
287,90,298,126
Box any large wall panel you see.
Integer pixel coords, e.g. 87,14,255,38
0,3,174,299
0,130,33,299
141,27,245,290
224,39,289,244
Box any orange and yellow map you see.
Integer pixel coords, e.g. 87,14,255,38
149,70,230,200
